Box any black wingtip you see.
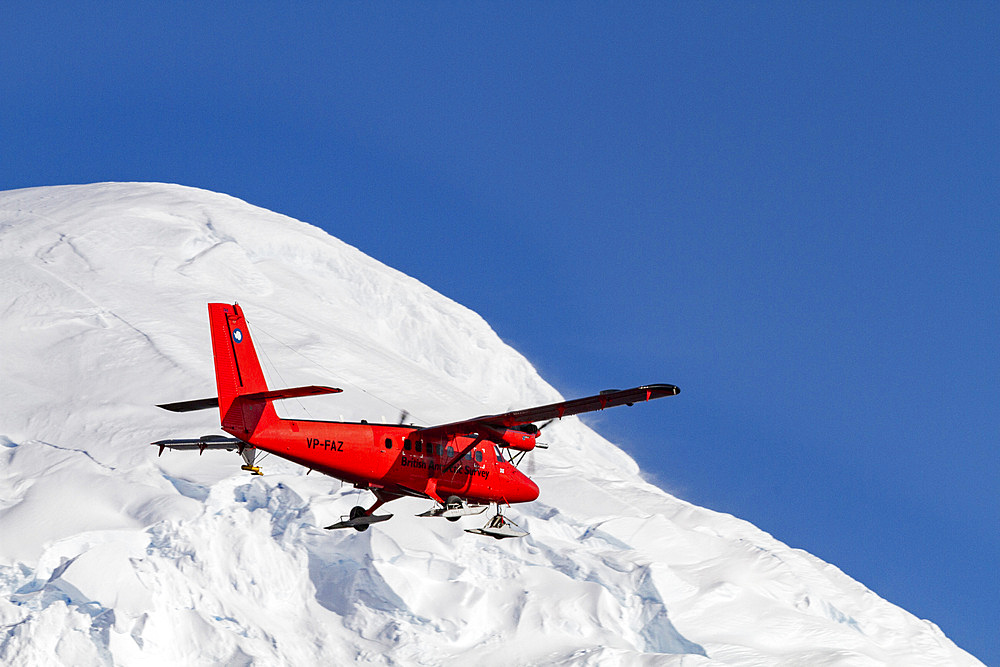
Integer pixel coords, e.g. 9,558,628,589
641,383,680,396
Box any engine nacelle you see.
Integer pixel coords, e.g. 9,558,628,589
499,427,537,451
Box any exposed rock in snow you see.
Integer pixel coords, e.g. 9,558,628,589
0,183,982,665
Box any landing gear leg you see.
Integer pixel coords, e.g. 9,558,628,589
445,495,462,522
239,445,262,475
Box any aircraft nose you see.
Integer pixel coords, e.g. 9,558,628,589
512,474,539,503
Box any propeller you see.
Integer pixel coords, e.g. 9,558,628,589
513,418,555,436
524,419,558,474
537,418,557,433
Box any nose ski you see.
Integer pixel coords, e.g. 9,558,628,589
465,510,528,540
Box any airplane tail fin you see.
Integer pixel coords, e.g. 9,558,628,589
156,304,342,437
208,302,276,436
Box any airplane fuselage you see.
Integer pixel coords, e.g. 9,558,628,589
237,418,539,505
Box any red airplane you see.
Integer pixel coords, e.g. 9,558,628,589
154,303,679,538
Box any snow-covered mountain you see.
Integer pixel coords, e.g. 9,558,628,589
0,183,981,665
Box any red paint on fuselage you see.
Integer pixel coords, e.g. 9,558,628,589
230,414,539,506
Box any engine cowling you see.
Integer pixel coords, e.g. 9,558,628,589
499,427,537,451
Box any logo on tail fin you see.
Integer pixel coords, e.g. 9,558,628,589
233,328,243,343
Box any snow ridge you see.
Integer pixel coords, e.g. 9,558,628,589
0,183,981,665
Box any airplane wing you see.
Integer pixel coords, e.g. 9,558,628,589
157,385,342,412
415,384,679,440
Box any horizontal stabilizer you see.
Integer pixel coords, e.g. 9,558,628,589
152,436,244,448
151,435,248,456
157,397,219,413
241,385,342,402
157,385,341,412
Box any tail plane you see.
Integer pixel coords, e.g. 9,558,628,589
158,303,341,439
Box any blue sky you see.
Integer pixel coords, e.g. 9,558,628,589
3,4,997,662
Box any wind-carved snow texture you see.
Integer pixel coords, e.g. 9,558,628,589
0,183,982,665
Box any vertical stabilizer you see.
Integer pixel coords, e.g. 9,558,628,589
207,302,277,436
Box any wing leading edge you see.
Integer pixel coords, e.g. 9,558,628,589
416,384,679,440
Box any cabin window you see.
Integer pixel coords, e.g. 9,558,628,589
385,438,392,449
475,450,483,463
446,445,454,458
404,439,411,451
436,444,444,457
415,440,423,453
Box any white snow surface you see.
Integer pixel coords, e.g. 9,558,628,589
0,183,981,666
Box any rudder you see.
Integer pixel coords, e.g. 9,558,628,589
207,302,275,436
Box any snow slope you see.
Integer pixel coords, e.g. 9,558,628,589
0,183,981,666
